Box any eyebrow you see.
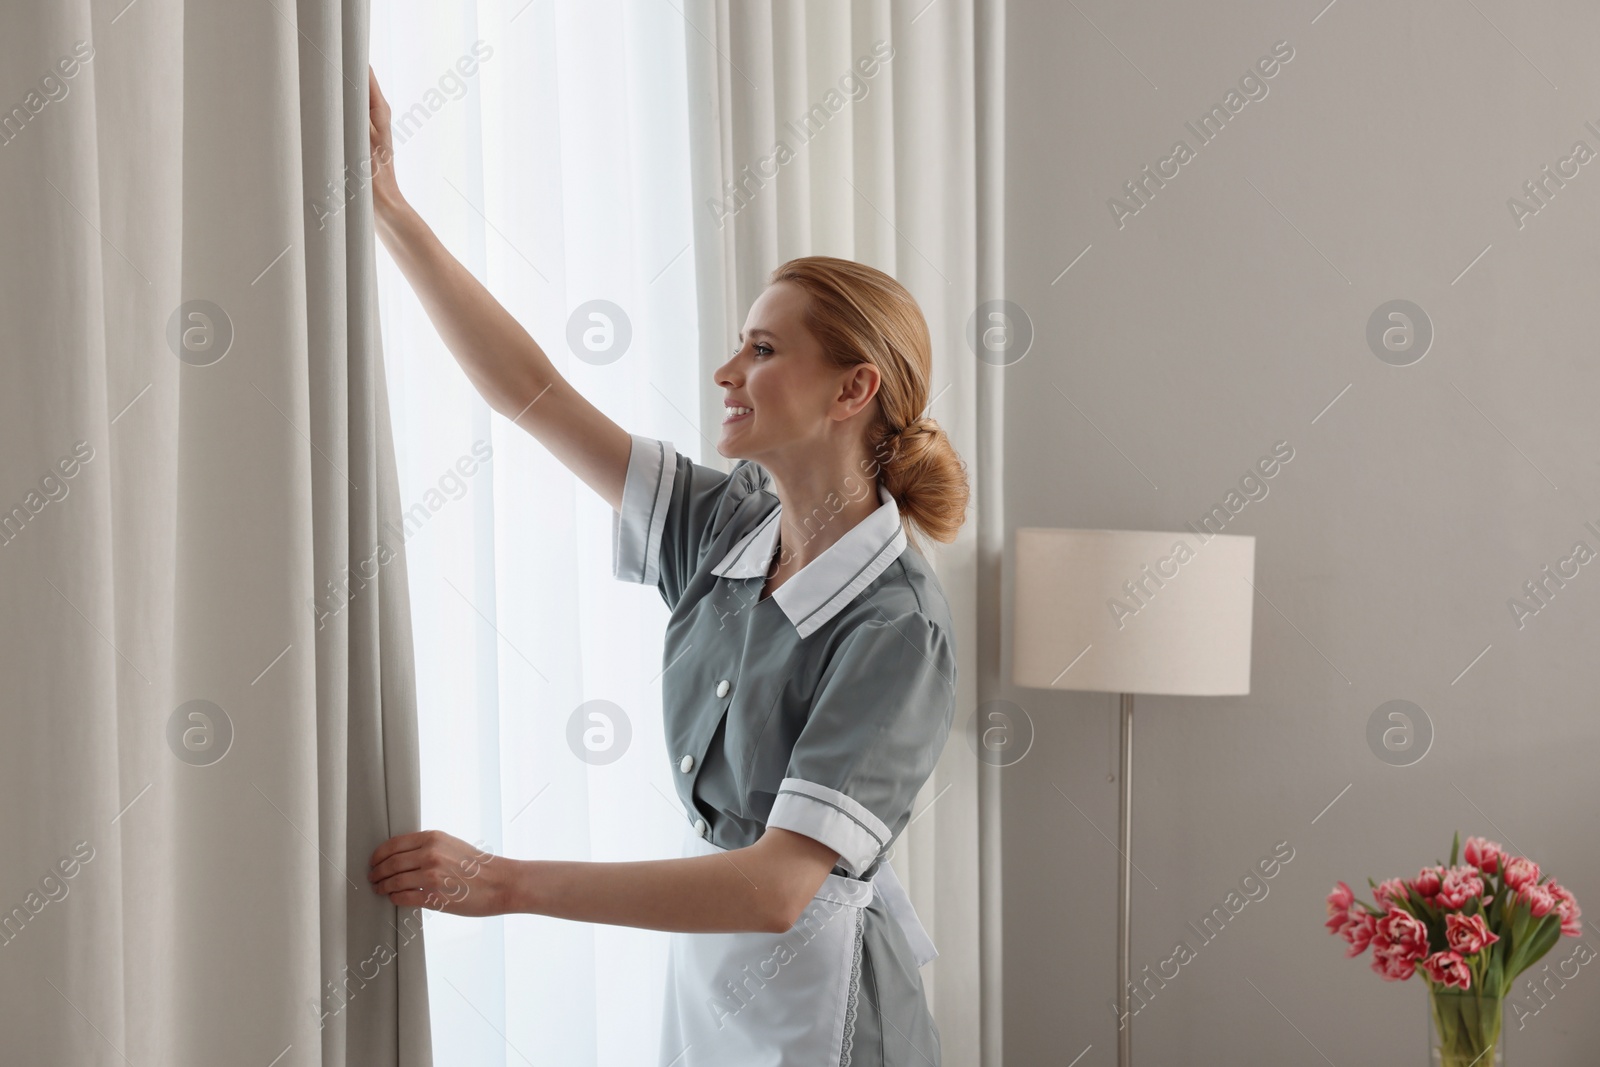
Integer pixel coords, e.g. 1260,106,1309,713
738,328,780,342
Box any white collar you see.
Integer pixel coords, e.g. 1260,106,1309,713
711,481,908,638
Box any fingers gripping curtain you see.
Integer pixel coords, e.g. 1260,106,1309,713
0,2,432,1065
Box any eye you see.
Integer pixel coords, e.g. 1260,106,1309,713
752,344,773,357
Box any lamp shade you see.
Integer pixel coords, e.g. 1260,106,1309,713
1011,528,1255,696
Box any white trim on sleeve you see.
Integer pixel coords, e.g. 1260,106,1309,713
611,435,676,586
766,776,892,877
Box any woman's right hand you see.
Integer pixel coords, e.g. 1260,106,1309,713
367,65,403,223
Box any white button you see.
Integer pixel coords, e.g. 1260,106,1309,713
693,818,708,837
679,754,694,773
716,679,730,698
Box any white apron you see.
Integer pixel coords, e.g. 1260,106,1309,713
658,825,938,1067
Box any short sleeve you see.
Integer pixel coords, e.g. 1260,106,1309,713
765,609,957,878
610,434,769,608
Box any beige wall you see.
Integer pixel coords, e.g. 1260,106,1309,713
999,1,1600,1062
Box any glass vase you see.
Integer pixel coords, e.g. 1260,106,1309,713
1428,986,1504,1067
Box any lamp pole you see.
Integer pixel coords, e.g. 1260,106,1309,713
1117,692,1134,1067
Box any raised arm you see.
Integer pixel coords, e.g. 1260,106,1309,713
366,66,631,511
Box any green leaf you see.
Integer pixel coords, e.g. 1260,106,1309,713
1450,830,1461,868
1520,916,1562,971
1484,950,1504,999
1504,901,1525,971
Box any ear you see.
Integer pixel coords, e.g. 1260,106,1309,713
832,362,881,422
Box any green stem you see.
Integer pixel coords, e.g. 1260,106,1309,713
1430,987,1503,1067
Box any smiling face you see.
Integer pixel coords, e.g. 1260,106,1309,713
714,280,881,466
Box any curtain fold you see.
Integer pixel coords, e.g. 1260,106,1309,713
683,1,997,1059
0,2,431,1064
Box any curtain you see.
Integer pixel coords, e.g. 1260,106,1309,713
369,1,703,1064
683,2,1001,1061
0,2,430,1065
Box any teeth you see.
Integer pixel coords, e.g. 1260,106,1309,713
726,406,752,416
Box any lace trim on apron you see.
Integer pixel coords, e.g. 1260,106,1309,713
839,905,866,1067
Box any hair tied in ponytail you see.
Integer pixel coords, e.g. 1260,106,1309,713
767,256,971,547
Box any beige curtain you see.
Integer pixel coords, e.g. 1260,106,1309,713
0,2,431,1064
683,1,1007,1060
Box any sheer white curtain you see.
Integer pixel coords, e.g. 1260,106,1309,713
370,2,702,1064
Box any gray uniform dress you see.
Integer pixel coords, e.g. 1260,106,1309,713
611,434,957,1067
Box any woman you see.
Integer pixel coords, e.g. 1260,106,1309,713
363,68,969,1067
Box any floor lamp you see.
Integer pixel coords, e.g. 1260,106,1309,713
1011,528,1255,1067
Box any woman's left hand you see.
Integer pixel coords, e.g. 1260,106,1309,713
368,829,508,917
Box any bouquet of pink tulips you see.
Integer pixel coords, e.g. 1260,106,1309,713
1325,833,1582,1067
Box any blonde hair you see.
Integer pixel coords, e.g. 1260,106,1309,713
766,256,970,550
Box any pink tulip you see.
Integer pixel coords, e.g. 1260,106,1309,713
1375,907,1429,960
1325,881,1357,935
1436,866,1486,910
1368,907,1428,981
1549,881,1584,938
1371,949,1418,981
1503,857,1541,891
1463,836,1503,875
1444,913,1499,956
1341,911,1378,957
1423,951,1472,990
1374,878,1409,908
1413,867,1444,898
1518,882,1557,918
